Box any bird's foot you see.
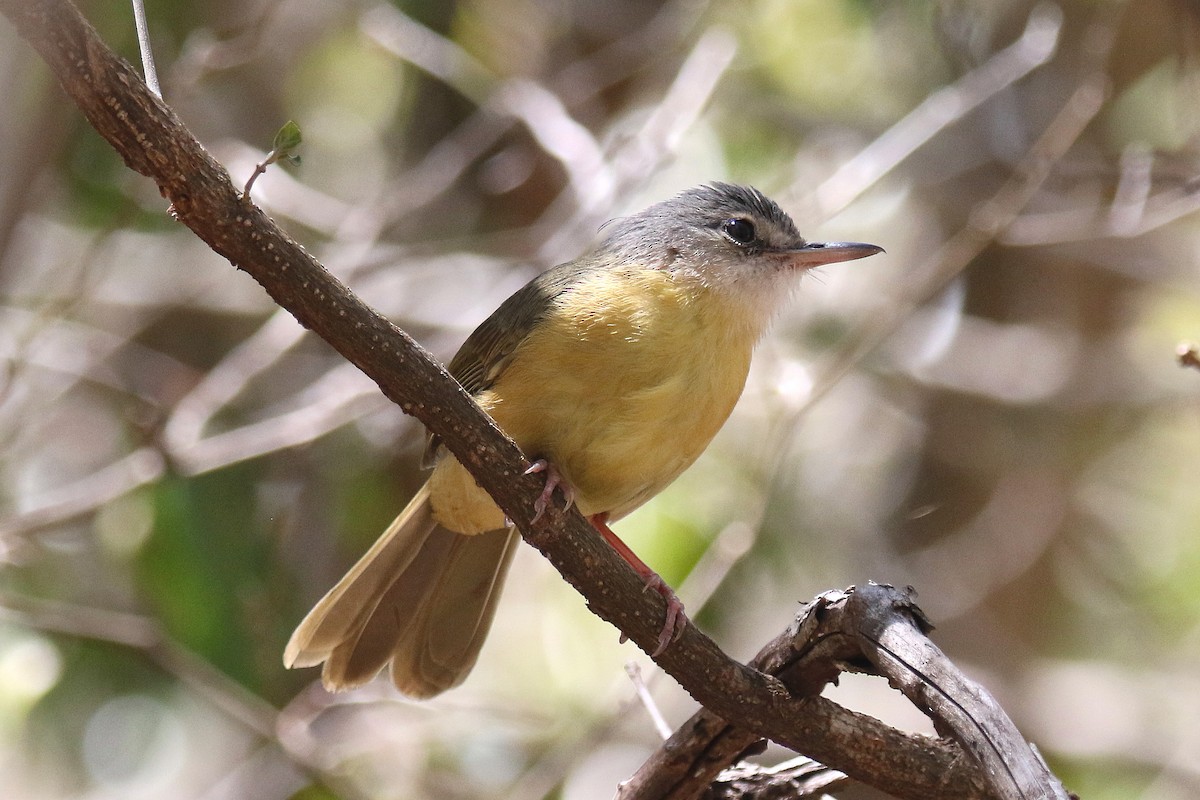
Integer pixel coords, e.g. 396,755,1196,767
591,513,688,656
525,458,575,523
639,573,687,656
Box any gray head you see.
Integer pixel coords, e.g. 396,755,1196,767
598,183,881,289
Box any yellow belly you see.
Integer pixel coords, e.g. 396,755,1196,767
428,267,761,533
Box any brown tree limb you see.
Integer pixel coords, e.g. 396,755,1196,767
620,585,1071,800
0,2,1069,798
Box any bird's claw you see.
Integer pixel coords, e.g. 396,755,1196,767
641,574,687,656
618,573,686,655
525,458,575,523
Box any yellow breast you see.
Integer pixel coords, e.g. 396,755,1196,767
428,266,765,533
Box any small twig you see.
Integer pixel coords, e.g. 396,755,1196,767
360,4,495,103
0,447,165,545
538,25,738,264
779,72,1109,464
626,662,673,740
1002,175,1200,245
242,120,302,200
130,0,160,97
0,591,277,737
494,78,613,216
1108,142,1154,236
813,3,1063,218
166,363,383,475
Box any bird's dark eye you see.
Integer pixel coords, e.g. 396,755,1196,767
721,217,756,245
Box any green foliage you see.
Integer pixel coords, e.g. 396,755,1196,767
60,125,171,230
136,467,273,695
271,120,304,167
287,783,342,800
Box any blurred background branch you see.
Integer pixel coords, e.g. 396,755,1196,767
0,0,1198,799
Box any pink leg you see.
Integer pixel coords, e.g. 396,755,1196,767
590,512,687,656
524,458,575,523
522,460,686,655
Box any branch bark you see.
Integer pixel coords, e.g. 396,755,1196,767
619,585,1067,800
0,2,1070,799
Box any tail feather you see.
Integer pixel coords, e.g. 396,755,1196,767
323,527,456,689
391,526,518,697
284,481,519,697
283,483,437,670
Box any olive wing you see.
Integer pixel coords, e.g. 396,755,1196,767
421,262,587,467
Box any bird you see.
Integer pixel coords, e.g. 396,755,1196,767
284,182,883,698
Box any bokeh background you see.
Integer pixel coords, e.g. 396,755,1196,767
2,0,1199,798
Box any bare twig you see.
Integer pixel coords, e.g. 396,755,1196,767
167,362,384,475
359,3,495,103
1002,178,1200,245
627,662,673,740
0,591,275,736
776,72,1109,485
1108,142,1154,235
129,0,159,97
0,591,370,799
539,26,737,263
813,3,1063,218
0,447,164,543
850,584,1068,799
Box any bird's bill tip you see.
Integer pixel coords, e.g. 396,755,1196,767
788,240,884,267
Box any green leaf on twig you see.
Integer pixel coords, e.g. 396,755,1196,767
243,120,303,199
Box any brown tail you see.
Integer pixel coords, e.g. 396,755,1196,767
284,483,519,698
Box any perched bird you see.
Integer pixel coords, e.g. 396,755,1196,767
284,182,882,698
